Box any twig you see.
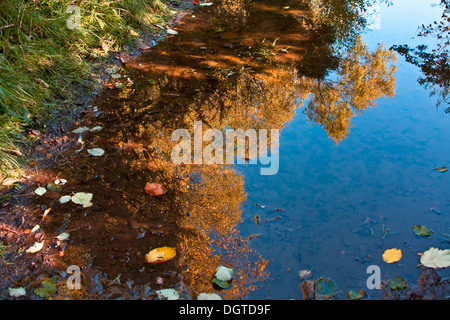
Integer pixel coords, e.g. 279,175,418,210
0,224,20,235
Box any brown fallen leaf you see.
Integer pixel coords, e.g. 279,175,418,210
301,280,315,300
145,182,165,196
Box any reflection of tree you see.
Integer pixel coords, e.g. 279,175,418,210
174,165,268,298
392,0,450,111
301,37,397,142
305,0,391,47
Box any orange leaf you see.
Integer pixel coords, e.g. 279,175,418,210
145,247,176,263
382,248,402,263
145,182,165,196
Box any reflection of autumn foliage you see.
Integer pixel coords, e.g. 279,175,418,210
200,69,300,131
392,0,450,110
174,165,268,298
302,38,397,142
305,0,389,46
114,85,271,298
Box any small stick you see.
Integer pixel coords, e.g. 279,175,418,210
0,224,20,235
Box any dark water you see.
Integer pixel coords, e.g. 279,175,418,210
7,0,450,300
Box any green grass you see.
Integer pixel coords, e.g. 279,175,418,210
0,0,173,178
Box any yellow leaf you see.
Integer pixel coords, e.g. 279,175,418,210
382,248,402,263
145,247,176,264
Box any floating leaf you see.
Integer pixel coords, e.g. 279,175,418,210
145,246,176,263
87,148,105,157
90,126,103,132
199,2,213,6
56,232,69,241
412,224,433,237
145,182,165,196
9,287,26,298
298,269,313,281
316,277,337,297
59,195,72,204
26,241,44,254
211,266,234,289
420,248,450,268
71,192,93,208
34,280,57,298
211,278,232,289
34,187,47,196
300,280,315,300
72,127,89,134
197,292,222,300
156,288,179,300
214,266,234,282
166,28,178,35
347,289,367,300
435,166,447,173
389,277,407,290
382,248,402,263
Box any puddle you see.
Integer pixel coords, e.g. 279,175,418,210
1,0,450,300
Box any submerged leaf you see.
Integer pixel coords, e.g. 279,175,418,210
211,278,232,289
316,277,337,297
382,248,402,263
412,224,433,237
47,183,62,192
145,182,165,196
347,289,367,300
145,247,176,263
389,277,407,290
420,248,450,268
34,280,57,298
